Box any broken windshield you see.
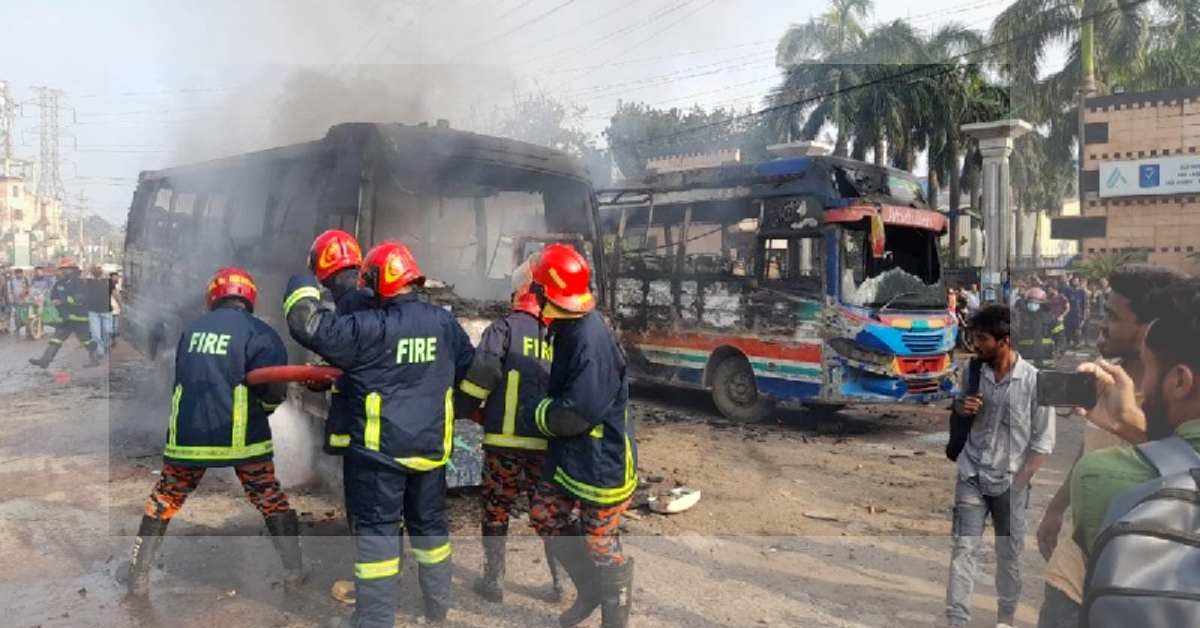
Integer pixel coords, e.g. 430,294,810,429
839,223,946,309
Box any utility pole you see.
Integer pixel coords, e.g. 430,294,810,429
0,80,15,177
74,190,89,262
33,87,66,201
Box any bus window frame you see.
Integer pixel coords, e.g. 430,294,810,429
753,229,824,296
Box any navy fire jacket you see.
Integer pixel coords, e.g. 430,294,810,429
323,271,374,455
531,310,638,507
284,274,474,472
456,311,552,452
163,305,288,468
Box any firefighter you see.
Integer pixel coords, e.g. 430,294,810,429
29,258,101,368
306,229,371,455
453,272,564,604
1015,286,1064,368
122,267,307,596
283,242,474,628
523,244,638,628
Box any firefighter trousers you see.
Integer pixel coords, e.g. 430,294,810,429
144,461,291,521
530,478,630,566
481,448,548,530
344,454,451,628
48,320,98,354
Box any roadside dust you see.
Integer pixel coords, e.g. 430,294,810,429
0,338,1085,627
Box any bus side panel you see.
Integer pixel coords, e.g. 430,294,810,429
612,273,827,403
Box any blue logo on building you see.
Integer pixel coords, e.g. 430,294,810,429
1139,164,1160,188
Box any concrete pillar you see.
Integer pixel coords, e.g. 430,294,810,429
962,119,1033,304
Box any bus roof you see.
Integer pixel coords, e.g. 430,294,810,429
136,122,593,185
599,155,929,210
603,155,918,193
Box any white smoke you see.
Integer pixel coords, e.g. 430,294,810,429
267,399,317,488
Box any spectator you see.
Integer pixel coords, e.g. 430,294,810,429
1047,285,1070,322
6,268,29,335
30,266,53,291
965,283,981,314
1071,277,1200,552
945,304,1055,628
1035,264,1186,628
86,265,114,356
1064,277,1089,346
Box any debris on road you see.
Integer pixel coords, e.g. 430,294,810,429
648,487,701,514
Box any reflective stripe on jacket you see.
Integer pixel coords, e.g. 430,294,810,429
163,307,288,467
285,276,475,473
534,310,638,507
460,312,552,451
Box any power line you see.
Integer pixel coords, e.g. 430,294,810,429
587,0,723,71
530,0,698,71
608,0,1154,150
453,0,584,61
499,0,645,60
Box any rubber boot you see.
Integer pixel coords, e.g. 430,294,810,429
544,539,565,603
473,522,507,602
547,535,601,628
125,515,169,596
28,342,60,369
265,510,309,587
85,345,102,368
599,557,634,628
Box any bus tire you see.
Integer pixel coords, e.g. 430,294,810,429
711,357,773,423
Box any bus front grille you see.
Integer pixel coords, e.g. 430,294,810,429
901,333,942,354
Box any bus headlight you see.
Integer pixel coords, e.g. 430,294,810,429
827,338,895,367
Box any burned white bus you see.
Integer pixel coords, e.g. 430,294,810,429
120,122,604,489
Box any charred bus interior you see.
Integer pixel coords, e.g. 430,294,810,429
121,122,601,489
122,123,600,360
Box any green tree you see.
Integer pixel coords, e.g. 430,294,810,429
603,102,771,179
774,0,875,155
494,92,596,157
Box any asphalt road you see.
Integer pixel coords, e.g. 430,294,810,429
0,332,1093,628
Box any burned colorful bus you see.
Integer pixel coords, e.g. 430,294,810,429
597,154,956,422
121,122,604,488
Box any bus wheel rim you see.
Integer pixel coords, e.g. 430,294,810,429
727,370,757,406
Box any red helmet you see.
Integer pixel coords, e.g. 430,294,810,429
530,243,594,314
58,257,79,270
512,290,542,318
206,267,258,311
1025,287,1047,303
360,242,425,299
308,229,363,282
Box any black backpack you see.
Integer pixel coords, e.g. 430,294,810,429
945,358,983,461
1082,435,1200,627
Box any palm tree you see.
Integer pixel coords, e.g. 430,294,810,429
774,0,874,155
1010,131,1073,268
908,24,986,214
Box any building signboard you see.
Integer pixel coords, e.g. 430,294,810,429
1099,155,1200,198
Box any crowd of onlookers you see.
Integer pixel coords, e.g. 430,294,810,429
950,273,1112,348
0,263,121,352
947,263,1200,628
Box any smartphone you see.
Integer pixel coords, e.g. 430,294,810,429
1036,370,1097,408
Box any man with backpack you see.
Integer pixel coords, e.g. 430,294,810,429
1035,264,1185,628
1072,277,1200,627
945,304,1056,628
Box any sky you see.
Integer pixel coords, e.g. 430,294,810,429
0,0,1062,224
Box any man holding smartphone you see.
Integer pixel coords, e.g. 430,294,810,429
1036,264,1184,628
945,304,1055,628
